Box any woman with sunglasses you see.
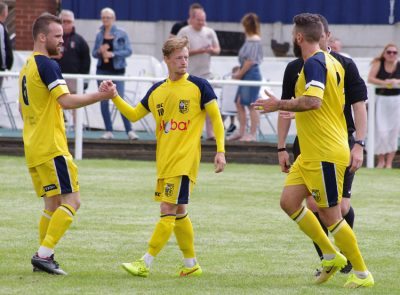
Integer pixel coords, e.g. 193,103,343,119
368,43,400,168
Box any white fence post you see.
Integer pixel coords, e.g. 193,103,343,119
366,85,375,168
75,77,84,160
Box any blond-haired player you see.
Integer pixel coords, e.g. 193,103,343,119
100,37,226,277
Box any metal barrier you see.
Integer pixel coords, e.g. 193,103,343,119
0,71,378,168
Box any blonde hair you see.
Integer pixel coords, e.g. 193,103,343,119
101,7,115,18
372,43,398,64
162,37,190,57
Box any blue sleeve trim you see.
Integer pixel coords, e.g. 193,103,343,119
35,55,65,90
141,80,165,111
303,53,326,89
187,75,217,109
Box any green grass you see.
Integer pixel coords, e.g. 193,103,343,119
0,155,399,294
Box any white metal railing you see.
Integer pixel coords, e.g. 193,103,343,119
0,71,380,168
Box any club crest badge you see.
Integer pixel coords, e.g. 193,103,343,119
311,189,321,202
179,100,190,114
165,183,175,197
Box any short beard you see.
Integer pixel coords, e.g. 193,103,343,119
47,45,60,56
293,41,302,58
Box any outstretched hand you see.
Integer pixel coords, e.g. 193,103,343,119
251,89,280,113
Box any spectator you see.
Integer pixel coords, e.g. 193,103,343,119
178,9,221,140
92,7,138,140
0,2,13,87
228,13,263,142
169,3,203,37
54,10,90,93
368,43,400,168
54,10,91,129
328,36,350,58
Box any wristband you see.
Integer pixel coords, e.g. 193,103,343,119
354,140,365,147
277,148,286,152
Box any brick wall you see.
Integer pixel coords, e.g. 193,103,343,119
15,0,58,50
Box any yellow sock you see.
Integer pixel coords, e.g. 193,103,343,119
328,219,367,272
174,213,195,258
41,204,75,249
291,207,336,255
39,209,54,244
148,215,175,257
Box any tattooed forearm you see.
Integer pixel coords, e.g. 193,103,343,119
278,96,321,112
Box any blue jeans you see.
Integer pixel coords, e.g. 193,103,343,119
96,68,132,133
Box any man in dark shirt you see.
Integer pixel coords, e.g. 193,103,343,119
277,14,367,274
54,9,91,129
54,9,90,93
169,3,203,37
0,2,13,87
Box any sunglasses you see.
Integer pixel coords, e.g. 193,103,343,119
386,50,398,55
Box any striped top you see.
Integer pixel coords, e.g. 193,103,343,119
238,36,263,66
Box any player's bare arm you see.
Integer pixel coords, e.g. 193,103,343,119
349,101,367,172
279,95,321,111
252,89,321,113
277,113,292,173
58,82,116,109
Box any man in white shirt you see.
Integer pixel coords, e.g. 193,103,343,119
178,9,220,140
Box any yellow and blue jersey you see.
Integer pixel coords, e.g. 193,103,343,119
19,52,70,168
295,50,349,166
140,73,216,182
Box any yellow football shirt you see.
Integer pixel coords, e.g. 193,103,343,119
294,51,349,166
19,52,70,168
140,73,217,182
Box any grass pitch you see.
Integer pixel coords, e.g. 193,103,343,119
0,155,399,294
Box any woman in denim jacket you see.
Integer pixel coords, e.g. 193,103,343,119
92,7,138,140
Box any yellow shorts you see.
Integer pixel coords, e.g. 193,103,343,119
154,175,194,204
285,155,346,208
29,154,79,198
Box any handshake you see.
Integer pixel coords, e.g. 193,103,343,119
99,80,119,99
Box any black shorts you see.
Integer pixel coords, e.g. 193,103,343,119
292,136,301,161
342,137,356,198
291,135,355,198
